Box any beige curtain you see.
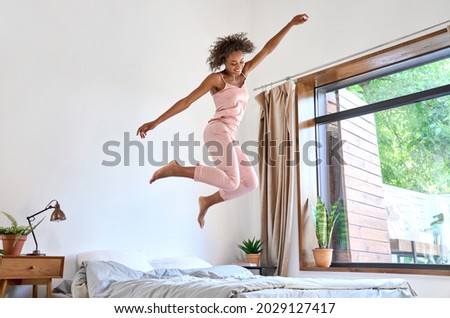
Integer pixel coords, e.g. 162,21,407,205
255,81,296,277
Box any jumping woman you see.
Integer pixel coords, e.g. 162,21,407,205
137,14,309,228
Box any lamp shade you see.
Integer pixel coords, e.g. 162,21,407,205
50,202,66,222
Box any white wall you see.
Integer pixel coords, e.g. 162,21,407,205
1,0,449,297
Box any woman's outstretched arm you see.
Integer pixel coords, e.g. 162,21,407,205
136,73,220,138
243,13,309,74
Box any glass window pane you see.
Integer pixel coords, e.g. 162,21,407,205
319,58,450,116
317,95,450,265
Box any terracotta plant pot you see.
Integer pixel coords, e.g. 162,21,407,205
246,253,261,266
1,235,27,255
312,248,333,267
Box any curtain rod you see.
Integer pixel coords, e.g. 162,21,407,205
253,20,450,91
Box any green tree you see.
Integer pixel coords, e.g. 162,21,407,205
347,59,449,194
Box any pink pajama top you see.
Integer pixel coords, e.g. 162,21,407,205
208,74,249,134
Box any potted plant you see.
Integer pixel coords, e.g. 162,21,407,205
309,197,344,267
0,211,43,255
238,237,263,266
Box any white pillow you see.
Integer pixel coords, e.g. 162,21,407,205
150,255,212,270
76,249,154,272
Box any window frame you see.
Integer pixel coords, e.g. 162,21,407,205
296,28,450,276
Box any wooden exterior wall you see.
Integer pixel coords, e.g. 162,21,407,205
326,89,391,262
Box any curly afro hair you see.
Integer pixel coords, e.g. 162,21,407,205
206,32,256,72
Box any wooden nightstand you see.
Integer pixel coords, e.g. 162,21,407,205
0,255,65,298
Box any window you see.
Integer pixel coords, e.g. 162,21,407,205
297,29,450,275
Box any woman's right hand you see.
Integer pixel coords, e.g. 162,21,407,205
290,13,309,26
136,120,158,139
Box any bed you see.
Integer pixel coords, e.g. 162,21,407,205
53,250,417,298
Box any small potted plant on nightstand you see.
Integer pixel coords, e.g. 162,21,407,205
0,211,43,255
310,197,344,267
238,237,263,266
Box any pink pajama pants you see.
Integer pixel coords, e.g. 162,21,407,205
194,121,258,201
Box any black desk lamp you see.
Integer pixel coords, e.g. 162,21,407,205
26,200,66,256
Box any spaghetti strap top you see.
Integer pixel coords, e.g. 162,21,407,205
218,72,247,84
209,73,249,130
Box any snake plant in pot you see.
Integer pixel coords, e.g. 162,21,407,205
310,197,344,267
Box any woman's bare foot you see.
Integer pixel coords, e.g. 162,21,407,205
197,192,224,229
150,160,180,184
198,196,209,229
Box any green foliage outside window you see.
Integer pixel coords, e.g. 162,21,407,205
347,58,449,194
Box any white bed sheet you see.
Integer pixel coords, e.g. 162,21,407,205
55,260,416,298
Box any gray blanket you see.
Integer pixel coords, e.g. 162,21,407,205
70,261,416,298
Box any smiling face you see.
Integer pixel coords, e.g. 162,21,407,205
224,50,245,76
